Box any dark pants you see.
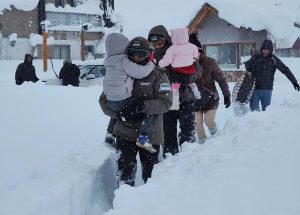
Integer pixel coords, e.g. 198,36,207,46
107,98,154,135
250,89,272,111
163,100,195,157
116,136,160,186
107,118,116,134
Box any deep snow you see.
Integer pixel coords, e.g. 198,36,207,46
1,0,300,214
0,57,300,215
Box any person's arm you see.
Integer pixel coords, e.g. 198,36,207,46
99,92,118,119
273,55,298,84
74,65,80,77
143,71,172,115
244,54,259,72
59,67,63,79
211,60,231,98
158,46,175,68
211,61,231,107
15,64,24,85
118,71,172,122
32,66,39,83
121,56,154,79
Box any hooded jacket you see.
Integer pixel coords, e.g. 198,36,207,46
195,54,231,111
103,33,155,101
148,25,172,62
15,54,39,85
159,28,198,68
59,62,80,87
244,39,297,90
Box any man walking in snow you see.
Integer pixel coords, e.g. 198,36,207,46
15,54,39,85
244,39,299,111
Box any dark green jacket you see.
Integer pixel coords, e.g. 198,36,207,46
100,68,172,144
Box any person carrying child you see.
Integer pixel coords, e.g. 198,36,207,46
100,36,172,186
103,32,157,153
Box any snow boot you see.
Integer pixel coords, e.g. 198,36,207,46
104,133,116,149
170,83,181,110
209,126,218,136
136,134,157,153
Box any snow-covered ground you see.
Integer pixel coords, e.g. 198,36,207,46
1,0,300,214
0,57,300,215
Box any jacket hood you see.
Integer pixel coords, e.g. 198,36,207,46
189,33,203,50
24,54,33,63
148,25,172,46
260,39,273,53
170,28,189,45
105,33,130,57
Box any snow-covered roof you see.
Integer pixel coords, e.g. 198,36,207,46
116,0,300,49
46,1,103,16
0,0,103,15
0,0,39,14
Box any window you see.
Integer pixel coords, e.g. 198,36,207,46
85,45,95,58
240,43,256,57
67,0,74,7
205,43,237,68
53,45,70,59
55,0,64,7
55,0,74,7
46,12,102,28
205,42,257,69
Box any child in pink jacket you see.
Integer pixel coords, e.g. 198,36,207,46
159,27,201,105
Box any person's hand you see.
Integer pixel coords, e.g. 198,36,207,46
292,82,300,91
100,93,107,103
118,100,145,122
224,96,231,108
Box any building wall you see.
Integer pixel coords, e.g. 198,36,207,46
0,38,32,60
36,31,103,60
0,7,39,38
0,1,105,60
276,48,300,57
198,14,267,48
292,38,300,49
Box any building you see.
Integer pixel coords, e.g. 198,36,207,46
276,27,300,58
187,3,300,81
0,0,117,60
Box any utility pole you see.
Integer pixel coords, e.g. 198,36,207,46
80,26,86,61
41,22,48,72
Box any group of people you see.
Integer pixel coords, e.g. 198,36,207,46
100,25,233,187
15,54,80,87
100,25,299,187
15,25,299,188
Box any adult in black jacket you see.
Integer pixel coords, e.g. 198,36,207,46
15,54,39,85
245,39,299,111
59,59,80,87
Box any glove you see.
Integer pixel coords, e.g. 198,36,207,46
293,82,300,91
224,96,231,108
118,99,145,122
